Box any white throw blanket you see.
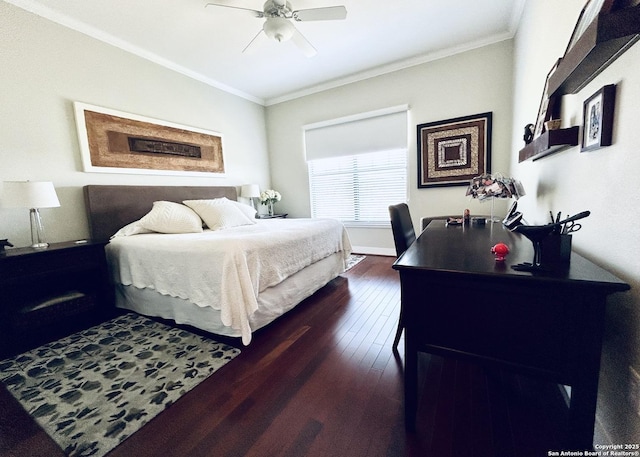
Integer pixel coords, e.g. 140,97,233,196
106,218,352,344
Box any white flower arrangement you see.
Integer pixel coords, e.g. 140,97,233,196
259,189,281,205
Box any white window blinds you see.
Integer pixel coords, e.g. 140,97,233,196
304,106,409,161
308,150,407,225
305,106,409,225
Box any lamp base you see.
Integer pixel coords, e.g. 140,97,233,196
29,208,49,249
488,197,500,223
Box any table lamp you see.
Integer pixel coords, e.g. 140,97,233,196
465,173,525,223
1,181,60,248
241,184,260,210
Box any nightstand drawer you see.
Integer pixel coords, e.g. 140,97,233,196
12,291,96,330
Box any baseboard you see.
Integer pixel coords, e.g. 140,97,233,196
351,246,396,256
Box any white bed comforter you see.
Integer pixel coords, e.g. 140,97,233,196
106,218,352,345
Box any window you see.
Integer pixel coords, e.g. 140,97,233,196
304,105,409,226
308,149,407,225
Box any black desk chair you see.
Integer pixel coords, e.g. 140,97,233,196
388,203,416,350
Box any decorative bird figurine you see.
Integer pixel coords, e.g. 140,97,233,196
512,211,590,270
523,123,535,144
0,239,14,255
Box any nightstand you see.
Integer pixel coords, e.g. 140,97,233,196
256,213,288,219
0,240,114,357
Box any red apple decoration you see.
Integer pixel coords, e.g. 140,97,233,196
491,243,510,261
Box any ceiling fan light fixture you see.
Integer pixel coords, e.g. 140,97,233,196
207,0,346,55
263,17,295,42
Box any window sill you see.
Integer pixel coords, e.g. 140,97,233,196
342,222,391,229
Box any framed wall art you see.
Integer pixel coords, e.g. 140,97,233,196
581,84,616,152
74,102,225,176
417,112,492,188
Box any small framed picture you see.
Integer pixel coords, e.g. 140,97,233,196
581,84,616,152
533,59,562,139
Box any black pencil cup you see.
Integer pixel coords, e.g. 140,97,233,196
540,234,572,266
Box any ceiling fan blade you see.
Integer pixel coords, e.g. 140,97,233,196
205,2,264,18
292,6,347,22
242,28,269,54
291,28,317,58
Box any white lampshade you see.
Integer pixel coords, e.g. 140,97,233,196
241,184,261,198
1,181,60,249
2,181,60,209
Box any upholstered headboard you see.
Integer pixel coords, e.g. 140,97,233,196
83,185,237,241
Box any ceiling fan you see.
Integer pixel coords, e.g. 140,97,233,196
205,0,347,57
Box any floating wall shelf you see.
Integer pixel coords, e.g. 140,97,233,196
518,127,579,162
521,4,640,162
548,5,640,97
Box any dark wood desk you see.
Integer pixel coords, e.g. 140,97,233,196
393,220,629,449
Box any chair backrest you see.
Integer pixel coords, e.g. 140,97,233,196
389,203,416,257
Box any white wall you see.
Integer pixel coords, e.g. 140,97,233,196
266,40,514,254
0,2,270,247
512,0,640,444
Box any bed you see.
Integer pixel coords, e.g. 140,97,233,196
83,185,352,345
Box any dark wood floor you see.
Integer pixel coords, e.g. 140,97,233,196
0,255,571,457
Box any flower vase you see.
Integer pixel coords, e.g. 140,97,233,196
268,200,274,216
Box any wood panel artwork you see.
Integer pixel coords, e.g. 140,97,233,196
74,102,224,176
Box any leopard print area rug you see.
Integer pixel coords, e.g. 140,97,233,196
0,312,240,457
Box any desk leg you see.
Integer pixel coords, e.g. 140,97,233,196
568,379,598,450
567,294,607,450
404,328,418,432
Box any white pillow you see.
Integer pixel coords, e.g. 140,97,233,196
183,199,256,230
218,197,257,220
138,201,203,234
111,221,153,238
